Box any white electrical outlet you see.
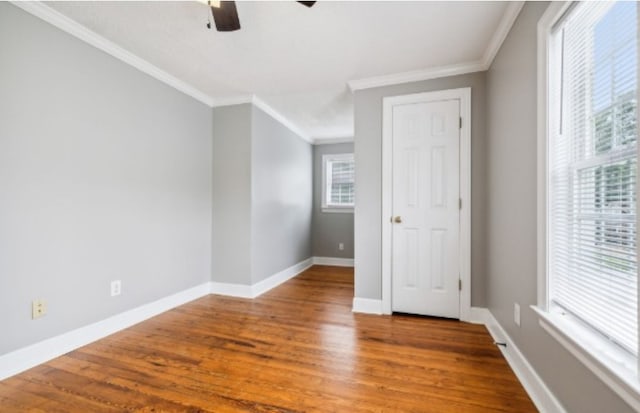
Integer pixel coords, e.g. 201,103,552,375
514,303,521,327
111,280,122,297
339,243,344,251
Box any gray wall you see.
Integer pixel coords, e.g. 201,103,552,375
485,3,633,412
353,72,487,306
251,106,312,283
312,143,355,259
212,104,252,285
211,103,312,286
0,3,212,355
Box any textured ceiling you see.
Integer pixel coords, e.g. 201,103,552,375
48,1,511,140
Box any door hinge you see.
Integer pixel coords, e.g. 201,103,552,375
459,198,462,210
459,279,462,291
459,117,462,129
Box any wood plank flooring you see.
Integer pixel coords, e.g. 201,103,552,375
0,265,536,412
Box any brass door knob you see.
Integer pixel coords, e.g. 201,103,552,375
393,216,402,224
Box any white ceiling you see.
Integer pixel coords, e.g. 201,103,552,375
45,1,516,141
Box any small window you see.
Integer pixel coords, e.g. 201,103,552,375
322,153,355,212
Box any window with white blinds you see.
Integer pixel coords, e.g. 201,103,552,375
322,153,354,209
549,1,638,355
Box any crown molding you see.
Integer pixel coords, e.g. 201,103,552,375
347,60,485,92
347,1,524,92
12,0,315,143
11,1,216,106
251,96,313,144
211,94,313,144
212,95,353,145
13,0,524,141
481,1,525,68
313,136,354,145
211,94,254,107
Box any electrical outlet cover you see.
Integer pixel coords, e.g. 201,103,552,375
111,280,122,297
32,299,46,319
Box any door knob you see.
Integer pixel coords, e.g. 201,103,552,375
393,216,402,224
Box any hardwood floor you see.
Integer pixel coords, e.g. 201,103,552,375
0,266,536,412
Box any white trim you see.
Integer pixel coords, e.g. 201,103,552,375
459,88,472,323
11,1,523,146
312,257,354,267
321,208,354,214
12,1,522,147
532,306,640,411
252,258,313,297
10,2,315,144
468,306,492,325
0,258,311,381
210,282,254,298
313,137,355,145
352,298,383,315
211,94,313,144
537,1,570,312
211,94,254,107
11,1,215,107
382,93,393,314
348,61,485,92
211,258,313,299
348,2,524,91
251,96,313,144
0,282,212,381
484,310,567,413
381,88,472,322
481,2,525,68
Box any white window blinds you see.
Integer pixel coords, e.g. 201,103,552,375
323,154,354,208
549,1,638,354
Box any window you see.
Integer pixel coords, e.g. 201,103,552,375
549,0,638,354
322,153,354,211
538,0,640,403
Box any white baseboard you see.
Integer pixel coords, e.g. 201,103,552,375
211,257,313,299
350,303,563,411
209,282,253,298
352,297,383,314
0,282,212,381
483,309,566,413
469,306,491,324
312,256,354,267
252,258,313,297
0,258,314,381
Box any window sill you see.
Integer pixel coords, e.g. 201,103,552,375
321,207,354,214
531,305,640,410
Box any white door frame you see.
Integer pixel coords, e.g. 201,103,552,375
381,87,471,321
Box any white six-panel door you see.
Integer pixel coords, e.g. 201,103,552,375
390,99,461,318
